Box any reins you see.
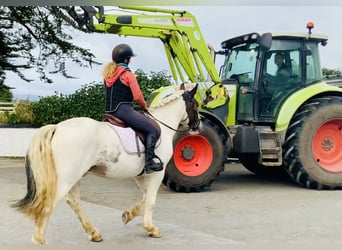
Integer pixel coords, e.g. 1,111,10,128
146,86,200,132
145,111,191,132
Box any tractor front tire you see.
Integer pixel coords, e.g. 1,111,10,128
163,119,225,192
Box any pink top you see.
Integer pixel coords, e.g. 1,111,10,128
105,66,148,110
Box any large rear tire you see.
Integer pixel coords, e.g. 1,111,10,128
283,96,342,189
163,118,225,192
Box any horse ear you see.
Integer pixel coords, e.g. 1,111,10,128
190,84,198,97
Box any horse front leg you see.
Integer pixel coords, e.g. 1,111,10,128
122,202,144,225
122,176,146,225
66,181,102,242
139,173,163,238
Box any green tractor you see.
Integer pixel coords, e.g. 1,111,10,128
69,6,342,192
150,26,342,192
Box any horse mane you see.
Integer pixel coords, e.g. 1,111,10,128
149,91,183,109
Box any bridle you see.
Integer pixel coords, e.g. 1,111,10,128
146,89,200,133
182,90,200,132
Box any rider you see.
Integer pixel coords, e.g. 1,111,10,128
102,43,163,174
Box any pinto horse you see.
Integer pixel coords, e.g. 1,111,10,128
12,85,199,244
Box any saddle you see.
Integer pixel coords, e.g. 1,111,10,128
102,113,161,143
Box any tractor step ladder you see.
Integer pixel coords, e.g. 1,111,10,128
258,129,282,166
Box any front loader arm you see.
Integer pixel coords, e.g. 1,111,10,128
68,6,221,84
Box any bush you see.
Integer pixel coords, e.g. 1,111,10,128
31,71,172,126
31,83,104,126
3,70,172,126
1,100,34,125
0,85,13,102
31,94,70,126
0,112,6,123
135,69,172,100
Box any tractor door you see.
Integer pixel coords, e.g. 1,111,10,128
220,42,259,123
258,39,303,119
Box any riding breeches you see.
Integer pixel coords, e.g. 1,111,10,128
109,103,159,138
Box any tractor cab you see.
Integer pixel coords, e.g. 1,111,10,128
220,30,328,124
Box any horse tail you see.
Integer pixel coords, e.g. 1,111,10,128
12,124,58,220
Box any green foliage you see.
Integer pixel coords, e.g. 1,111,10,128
0,113,5,123
0,84,13,102
31,95,70,126
14,100,34,123
1,100,33,125
322,68,342,78
31,83,104,126
67,83,105,119
1,70,172,126
135,69,173,100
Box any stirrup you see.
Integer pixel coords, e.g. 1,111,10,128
144,155,163,174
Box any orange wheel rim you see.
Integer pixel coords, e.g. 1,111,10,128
173,134,213,177
312,119,342,172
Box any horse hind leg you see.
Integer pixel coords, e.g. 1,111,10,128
66,181,102,242
32,206,54,244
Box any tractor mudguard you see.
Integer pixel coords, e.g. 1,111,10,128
199,110,229,140
276,82,342,132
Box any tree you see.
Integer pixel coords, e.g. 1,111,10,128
0,6,97,85
135,69,173,100
322,67,342,78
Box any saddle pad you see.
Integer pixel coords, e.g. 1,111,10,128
110,124,161,155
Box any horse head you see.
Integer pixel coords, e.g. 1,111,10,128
182,84,200,132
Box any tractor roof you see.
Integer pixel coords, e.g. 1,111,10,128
221,32,328,50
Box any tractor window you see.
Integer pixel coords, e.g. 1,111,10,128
222,43,259,122
263,50,301,85
260,40,302,117
305,43,322,84
221,43,258,84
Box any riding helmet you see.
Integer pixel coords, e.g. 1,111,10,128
112,44,136,62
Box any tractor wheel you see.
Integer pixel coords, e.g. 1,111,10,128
283,96,342,189
163,118,225,192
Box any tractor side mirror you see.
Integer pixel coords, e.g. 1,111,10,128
260,33,272,51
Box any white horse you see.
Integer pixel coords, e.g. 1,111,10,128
12,85,199,244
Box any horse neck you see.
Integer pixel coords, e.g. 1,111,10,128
150,98,185,131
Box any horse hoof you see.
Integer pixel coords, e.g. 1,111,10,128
89,228,103,242
90,235,103,242
145,225,161,238
149,232,161,238
32,236,47,244
122,211,131,225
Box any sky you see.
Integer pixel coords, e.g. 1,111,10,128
5,5,342,100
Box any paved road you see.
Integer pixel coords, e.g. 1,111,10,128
1,158,342,246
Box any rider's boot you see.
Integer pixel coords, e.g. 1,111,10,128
144,134,163,174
